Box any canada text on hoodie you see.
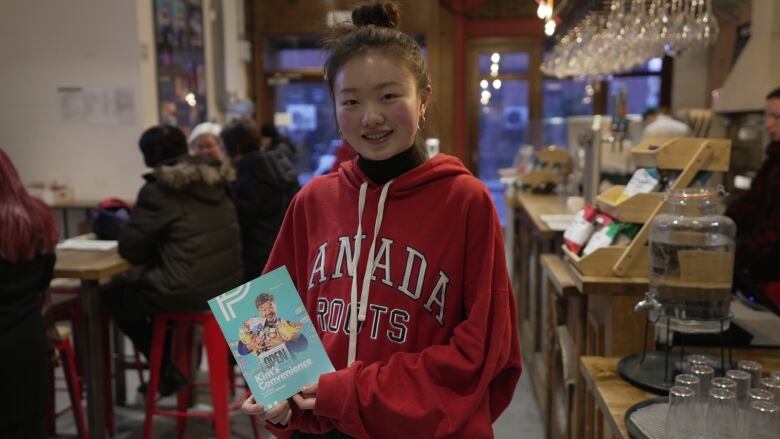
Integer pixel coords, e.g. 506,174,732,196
263,154,522,439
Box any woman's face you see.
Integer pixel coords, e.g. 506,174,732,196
190,133,224,161
333,52,430,161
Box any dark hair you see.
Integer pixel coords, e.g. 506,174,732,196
138,125,187,167
323,1,430,161
767,87,780,100
255,293,274,308
642,107,659,121
0,148,58,262
260,123,280,143
221,119,261,158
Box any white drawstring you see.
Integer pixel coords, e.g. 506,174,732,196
347,182,368,366
358,181,392,322
347,180,393,366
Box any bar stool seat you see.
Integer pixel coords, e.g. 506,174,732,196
143,311,260,439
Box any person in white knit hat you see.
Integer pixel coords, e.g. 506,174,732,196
187,122,224,161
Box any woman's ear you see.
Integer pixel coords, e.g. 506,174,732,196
420,84,432,115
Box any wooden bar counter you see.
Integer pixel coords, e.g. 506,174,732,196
538,253,651,439
505,192,567,428
506,193,567,357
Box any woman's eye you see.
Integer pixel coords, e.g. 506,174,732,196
341,99,358,106
382,93,398,100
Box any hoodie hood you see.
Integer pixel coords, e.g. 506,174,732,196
146,156,235,203
339,153,473,197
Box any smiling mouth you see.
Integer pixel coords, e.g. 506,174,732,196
362,130,393,142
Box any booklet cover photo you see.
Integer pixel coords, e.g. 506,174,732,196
208,266,334,408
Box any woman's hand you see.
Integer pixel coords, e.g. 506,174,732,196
292,381,318,410
241,396,292,425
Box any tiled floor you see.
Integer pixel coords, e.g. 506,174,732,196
52,343,543,438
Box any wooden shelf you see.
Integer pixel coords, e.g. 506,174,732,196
595,185,661,224
632,137,730,171
562,244,649,278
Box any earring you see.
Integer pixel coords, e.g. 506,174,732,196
418,114,426,131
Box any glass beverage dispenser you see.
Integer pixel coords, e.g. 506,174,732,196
646,186,736,333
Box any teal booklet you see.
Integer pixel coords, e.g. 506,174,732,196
208,266,334,408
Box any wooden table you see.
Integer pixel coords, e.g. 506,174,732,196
54,248,131,439
581,353,780,439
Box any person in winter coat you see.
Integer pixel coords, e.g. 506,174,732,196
241,3,522,438
221,119,300,281
261,122,299,165
104,125,243,396
726,86,780,307
0,148,59,438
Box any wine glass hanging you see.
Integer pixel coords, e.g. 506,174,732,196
540,0,719,78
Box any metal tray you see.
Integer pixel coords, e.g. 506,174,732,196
625,396,667,439
618,351,734,395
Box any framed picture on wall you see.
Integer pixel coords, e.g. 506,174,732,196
154,0,207,136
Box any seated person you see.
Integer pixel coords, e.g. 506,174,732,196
726,86,780,308
260,122,298,164
104,125,243,396
221,120,300,281
642,107,692,140
187,121,224,161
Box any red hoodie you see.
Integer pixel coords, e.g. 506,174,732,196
263,154,522,439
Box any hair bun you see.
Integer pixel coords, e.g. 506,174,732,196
351,2,400,29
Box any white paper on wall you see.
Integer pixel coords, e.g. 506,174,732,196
58,87,135,125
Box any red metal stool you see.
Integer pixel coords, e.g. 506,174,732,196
47,325,88,439
143,311,261,439
50,287,118,435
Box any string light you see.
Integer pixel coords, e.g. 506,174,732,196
544,19,556,36
536,0,553,20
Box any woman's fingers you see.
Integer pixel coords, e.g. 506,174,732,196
242,397,291,425
240,396,265,415
292,393,316,410
300,381,318,397
266,401,292,425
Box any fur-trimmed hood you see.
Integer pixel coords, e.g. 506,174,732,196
145,156,235,203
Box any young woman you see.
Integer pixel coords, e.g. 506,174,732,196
0,148,59,438
242,2,521,438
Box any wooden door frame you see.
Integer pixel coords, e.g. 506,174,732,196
466,38,543,174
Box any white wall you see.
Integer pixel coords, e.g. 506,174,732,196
672,45,711,112
0,0,158,201
222,0,251,105
0,0,249,200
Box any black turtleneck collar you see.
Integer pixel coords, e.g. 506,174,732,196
358,146,424,185
768,140,780,156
